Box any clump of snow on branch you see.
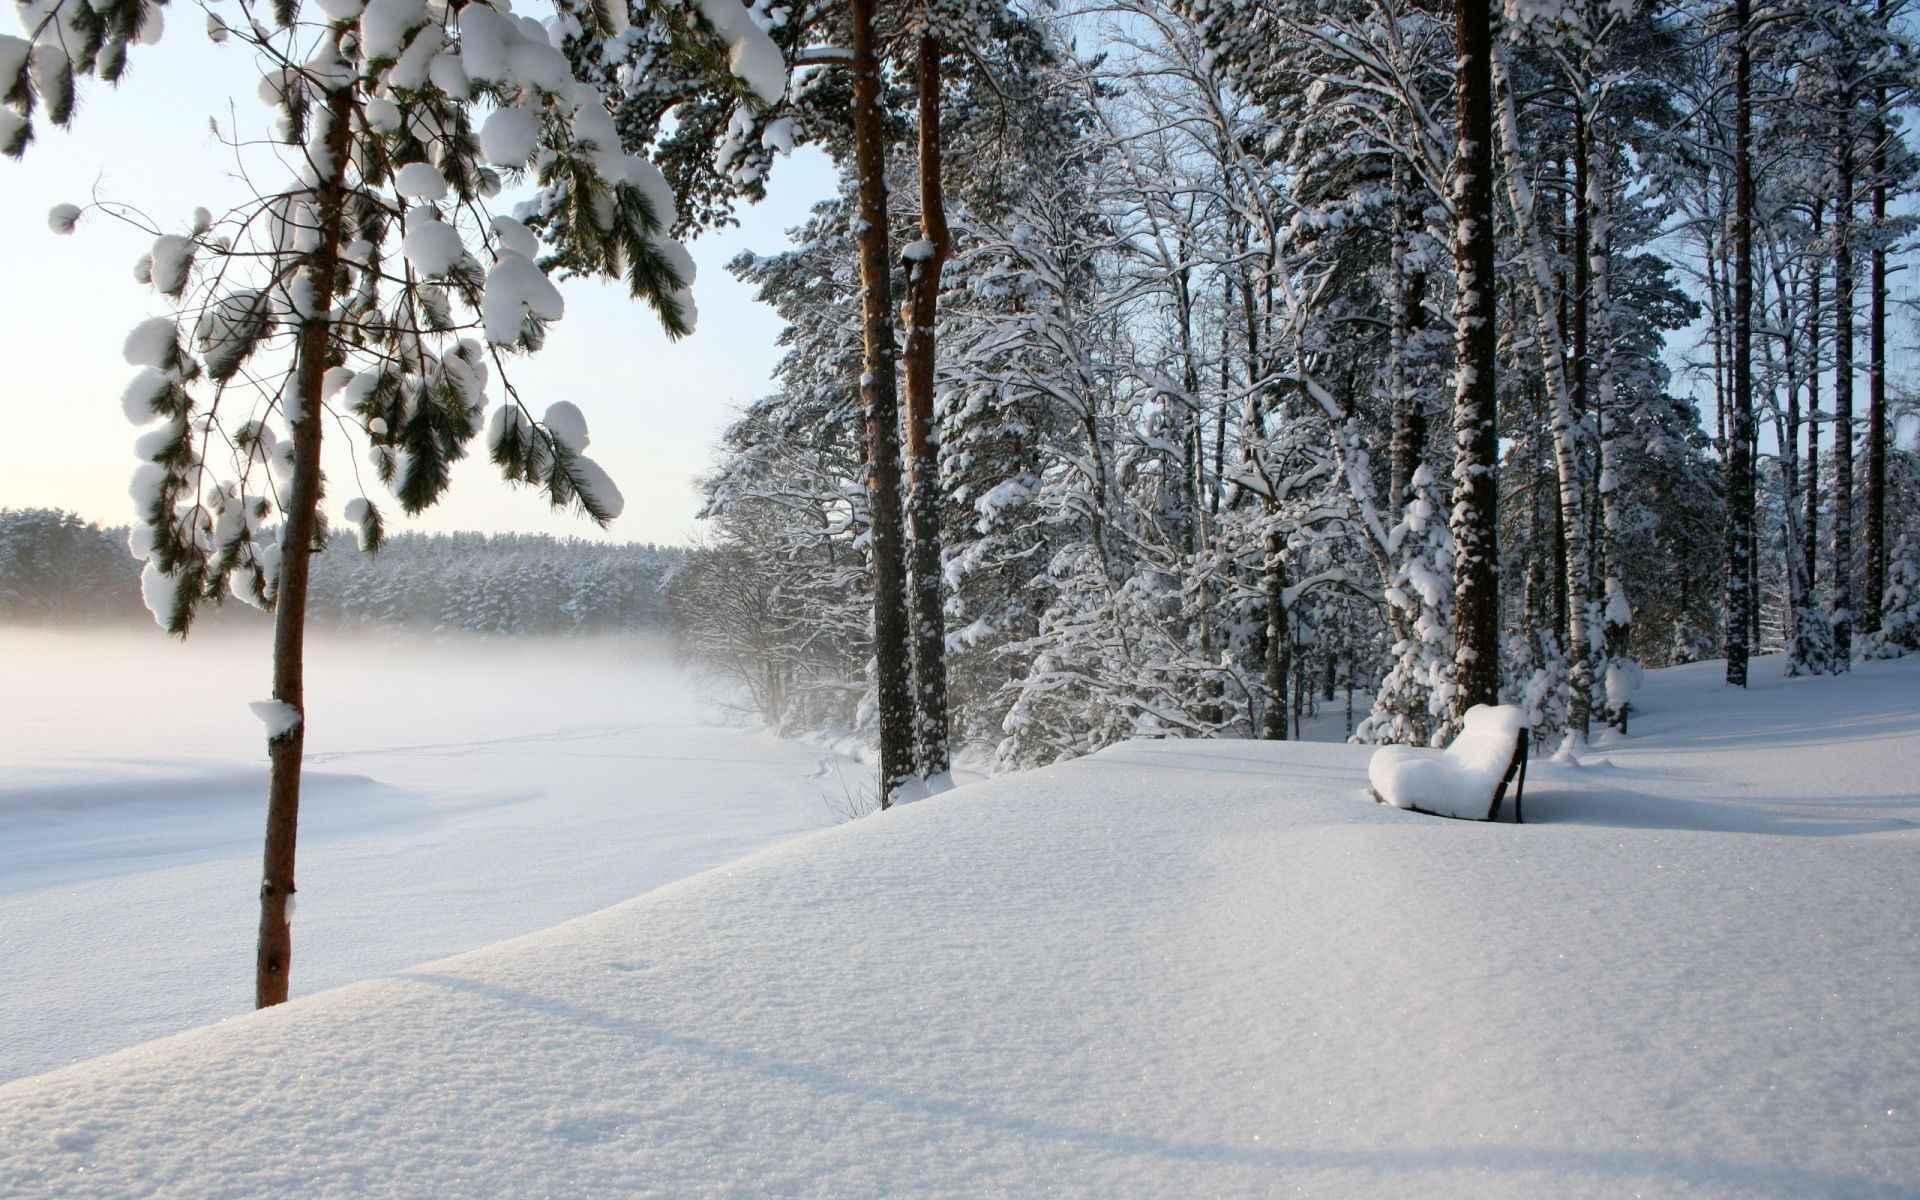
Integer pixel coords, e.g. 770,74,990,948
86,0,697,634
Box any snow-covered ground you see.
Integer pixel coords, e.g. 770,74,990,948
2,649,1918,1197
0,627,861,1084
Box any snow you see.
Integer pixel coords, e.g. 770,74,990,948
624,156,678,231
568,453,624,519
695,0,785,105
119,368,170,423
0,629,864,1086
0,655,1915,1194
135,560,182,624
147,233,194,296
1368,703,1528,819
482,250,563,344
400,218,463,277
0,35,29,85
479,105,538,167
393,161,449,201
44,202,80,234
489,214,538,259
505,39,574,97
247,699,302,739
358,0,427,63
542,400,589,452
760,115,795,155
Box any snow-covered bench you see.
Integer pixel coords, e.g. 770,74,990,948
1368,705,1530,823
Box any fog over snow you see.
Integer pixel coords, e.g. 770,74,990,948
0,627,862,1084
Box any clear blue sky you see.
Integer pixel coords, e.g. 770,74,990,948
0,24,835,547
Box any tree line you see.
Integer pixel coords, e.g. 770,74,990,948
0,508,680,635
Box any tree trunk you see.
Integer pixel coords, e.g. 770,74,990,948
1589,119,1631,723
1833,144,1855,667
848,0,915,804
257,74,353,1009
1493,42,1590,741
1724,0,1754,688
1772,255,1818,676
1867,31,1888,633
1449,0,1501,719
1264,531,1288,741
1808,203,1823,604
902,32,951,779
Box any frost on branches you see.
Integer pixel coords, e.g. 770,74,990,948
1863,535,1920,660
107,0,695,633
1355,467,1458,748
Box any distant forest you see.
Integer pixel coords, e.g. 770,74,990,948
0,509,681,637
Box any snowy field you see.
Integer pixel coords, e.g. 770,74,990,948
2,649,1918,1197
0,626,861,1084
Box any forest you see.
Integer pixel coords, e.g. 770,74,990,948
0,507,679,634
658,0,1920,781
8,0,1920,1009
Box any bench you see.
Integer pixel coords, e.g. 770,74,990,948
1367,704,1530,823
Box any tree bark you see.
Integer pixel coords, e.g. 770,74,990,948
1833,141,1856,667
1867,23,1889,633
257,74,353,1009
848,0,915,804
1588,114,1630,723
1449,0,1501,719
1808,203,1823,603
1724,0,1754,688
902,32,951,779
1264,531,1288,740
1493,42,1590,740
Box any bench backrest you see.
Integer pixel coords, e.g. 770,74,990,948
1449,706,1530,821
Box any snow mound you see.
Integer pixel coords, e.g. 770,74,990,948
2,657,1919,1196
1369,703,1527,820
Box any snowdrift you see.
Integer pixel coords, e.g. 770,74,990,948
2,657,1918,1198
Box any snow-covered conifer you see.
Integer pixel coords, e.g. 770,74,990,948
80,0,699,1007
1863,534,1920,659
1355,468,1458,747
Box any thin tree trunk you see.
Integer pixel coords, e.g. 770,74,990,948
1771,253,1817,675
1808,204,1823,603
1493,42,1591,740
1868,26,1889,632
902,31,950,779
1264,530,1288,741
1449,0,1501,719
1724,0,1754,687
1589,119,1631,722
848,0,914,804
257,74,353,1009
1834,143,1856,667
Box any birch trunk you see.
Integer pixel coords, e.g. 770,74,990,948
1493,42,1592,741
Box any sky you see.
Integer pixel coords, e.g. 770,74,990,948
0,25,836,548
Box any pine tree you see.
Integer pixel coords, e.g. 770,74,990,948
1863,534,1920,658
1450,0,1501,717
76,0,695,1006
1,0,162,156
